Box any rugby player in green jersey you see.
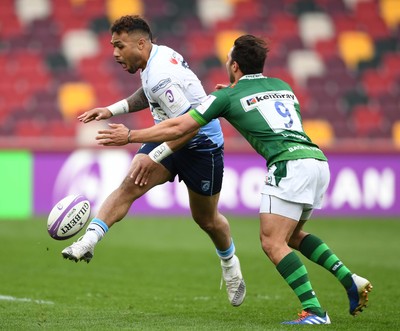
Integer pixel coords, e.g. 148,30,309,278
98,34,372,325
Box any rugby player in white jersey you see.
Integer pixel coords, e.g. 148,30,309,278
61,15,246,307
99,34,372,325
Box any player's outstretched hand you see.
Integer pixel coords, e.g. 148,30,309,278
78,107,113,123
96,123,130,146
130,155,158,186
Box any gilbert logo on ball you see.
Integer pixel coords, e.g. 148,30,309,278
47,195,91,240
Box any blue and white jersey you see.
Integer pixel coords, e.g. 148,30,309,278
140,44,223,151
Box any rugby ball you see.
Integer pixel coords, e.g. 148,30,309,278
47,195,91,240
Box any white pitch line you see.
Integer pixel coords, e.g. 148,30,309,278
0,295,54,305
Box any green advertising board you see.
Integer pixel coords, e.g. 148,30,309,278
0,151,32,219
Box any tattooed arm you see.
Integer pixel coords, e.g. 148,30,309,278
77,87,149,123
126,87,149,112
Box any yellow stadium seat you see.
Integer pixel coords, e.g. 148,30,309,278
392,121,400,148
215,30,245,64
106,0,144,23
380,0,400,30
225,0,249,4
58,82,96,120
303,119,334,147
71,0,86,6
338,31,374,70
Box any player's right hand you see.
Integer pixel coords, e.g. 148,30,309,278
130,155,158,186
77,107,113,123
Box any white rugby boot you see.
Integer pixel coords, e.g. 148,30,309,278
221,255,246,306
61,236,95,263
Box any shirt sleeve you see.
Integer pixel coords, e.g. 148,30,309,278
190,91,229,124
189,109,208,126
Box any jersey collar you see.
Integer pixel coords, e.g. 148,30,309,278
143,44,158,72
239,73,264,80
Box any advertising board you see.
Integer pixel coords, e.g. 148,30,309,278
32,150,399,217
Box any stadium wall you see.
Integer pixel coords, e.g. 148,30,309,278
0,150,399,219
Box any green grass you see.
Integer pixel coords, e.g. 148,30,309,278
0,217,398,330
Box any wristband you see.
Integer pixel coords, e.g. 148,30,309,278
127,129,132,143
148,142,173,163
107,99,129,116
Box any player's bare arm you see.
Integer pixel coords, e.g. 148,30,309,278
77,87,149,124
129,127,199,186
96,118,199,147
129,113,201,143
126,87,149,112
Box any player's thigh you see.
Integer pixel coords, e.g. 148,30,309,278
187,189,220,223
259,193,315,249
122,154,172,197
259,195,303,241
259,211,299,244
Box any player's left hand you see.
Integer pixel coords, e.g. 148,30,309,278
96,123,130,146
130,155,158,186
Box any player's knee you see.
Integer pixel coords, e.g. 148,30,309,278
288,230,308,250
119,177,133,191
192,213,218,233
259,233,278,257
195,218,215,233
118,176,143,199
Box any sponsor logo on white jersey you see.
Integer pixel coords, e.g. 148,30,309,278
151,78,172,93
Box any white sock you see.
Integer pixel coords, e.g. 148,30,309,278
216,239,236,261
83,218,109,244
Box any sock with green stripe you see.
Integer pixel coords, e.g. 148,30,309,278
276,251,325,317
299,234,353,289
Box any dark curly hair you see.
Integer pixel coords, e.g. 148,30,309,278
110,15,153,41
231,35,269,74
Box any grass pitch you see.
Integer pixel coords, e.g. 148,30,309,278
0,216,398,330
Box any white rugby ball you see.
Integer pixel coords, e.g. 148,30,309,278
47,195,91,240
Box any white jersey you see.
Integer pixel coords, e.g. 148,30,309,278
140,44,223,150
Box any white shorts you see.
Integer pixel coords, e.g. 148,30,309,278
260,159,330,221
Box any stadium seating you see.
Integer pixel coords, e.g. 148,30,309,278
298,12,335,48
380,0,400,30
361,68,396,98
303,119,335,147
352,104,386,137
215,30,245,64
58,82,96,119
393,121,400,147
338,31,375,69
288,50,326,86
106,0,144,22
0,0,398,150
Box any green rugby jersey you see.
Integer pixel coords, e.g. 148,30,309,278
189,74,327,166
